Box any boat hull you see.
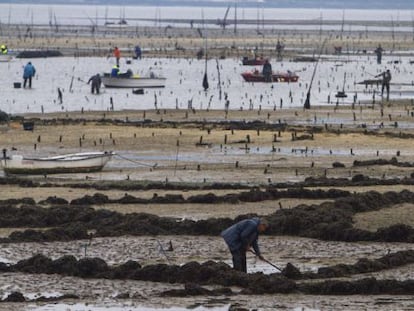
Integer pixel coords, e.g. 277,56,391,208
1,151,114,175
102,76,166,88
241,71,299,83
0,55,12,62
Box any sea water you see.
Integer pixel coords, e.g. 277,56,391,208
1,55,413,114
0,3,414,32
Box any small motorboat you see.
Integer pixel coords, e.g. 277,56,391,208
0,54,12,62
241,56,267,66
101,73,166,88
241,69,299,83
1,151,114,175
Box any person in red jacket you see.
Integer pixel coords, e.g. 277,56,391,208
113,46,121,66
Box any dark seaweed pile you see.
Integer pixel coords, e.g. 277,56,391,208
1,250,414,297
1,180,414,301
1,190,414,243
15,50,63,58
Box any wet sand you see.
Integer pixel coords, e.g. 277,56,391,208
1,105,414,310
3,105,414,184
0,235,414,310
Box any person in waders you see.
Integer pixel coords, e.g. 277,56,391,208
376,69,391,101
88,73,102,94
262,59,272,82
23,62,36,88
221,217,269,273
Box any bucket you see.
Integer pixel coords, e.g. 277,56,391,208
22,121,34,131
13,82,21,89
132,89,144,95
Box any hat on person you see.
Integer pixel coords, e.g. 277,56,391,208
260,218,269,227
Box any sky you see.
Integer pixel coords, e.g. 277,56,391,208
0,0,413,9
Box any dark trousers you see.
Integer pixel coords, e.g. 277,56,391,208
23,77,32,88
381,83,390,101
264,73,272,83
377,55,382,64
91,83,100,94
231,249,247,273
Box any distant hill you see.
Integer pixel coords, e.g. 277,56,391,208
0,0,413,9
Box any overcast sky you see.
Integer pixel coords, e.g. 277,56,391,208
0,0,413,9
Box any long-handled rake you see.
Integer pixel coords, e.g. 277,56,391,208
249,250,282,272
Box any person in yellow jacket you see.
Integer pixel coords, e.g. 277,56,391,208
0,44,8,55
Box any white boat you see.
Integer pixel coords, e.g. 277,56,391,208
1,151,114,175
101,74,166,88
0,54,12,62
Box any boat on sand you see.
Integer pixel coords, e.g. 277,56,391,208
1,151,114,175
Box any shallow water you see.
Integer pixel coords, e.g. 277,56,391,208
1,54,414,115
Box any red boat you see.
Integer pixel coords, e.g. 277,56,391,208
241,56,267,66
241,69,299,83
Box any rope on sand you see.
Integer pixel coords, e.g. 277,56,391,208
115,153,158,168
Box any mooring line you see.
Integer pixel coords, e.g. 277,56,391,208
115,153,157,168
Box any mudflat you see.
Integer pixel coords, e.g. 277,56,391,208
1,21,414,311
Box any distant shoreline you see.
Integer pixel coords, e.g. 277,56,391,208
1,22,412,59
0,0,413,10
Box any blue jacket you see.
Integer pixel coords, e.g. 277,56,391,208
221,217,261,255
134,46,141,58
23,63,36,78
111,66,120,77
